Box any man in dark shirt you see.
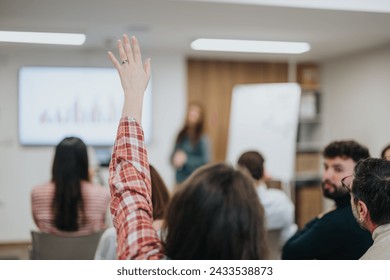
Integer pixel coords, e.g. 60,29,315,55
282,140,373,259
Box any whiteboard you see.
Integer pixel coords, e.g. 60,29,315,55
226,83,301,182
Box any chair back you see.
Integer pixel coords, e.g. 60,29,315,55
30,230,104,260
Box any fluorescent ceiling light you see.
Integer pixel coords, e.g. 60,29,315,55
191,38,310,54
0,31,86,45
189,0,390,14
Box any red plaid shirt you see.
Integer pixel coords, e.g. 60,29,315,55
109,117,165,260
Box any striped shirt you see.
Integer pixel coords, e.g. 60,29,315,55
31,181,110,236
109,117,165,260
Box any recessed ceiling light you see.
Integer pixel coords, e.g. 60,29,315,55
191,38,310,54
0,31,86,46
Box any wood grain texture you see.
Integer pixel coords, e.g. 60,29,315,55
187,59,288,162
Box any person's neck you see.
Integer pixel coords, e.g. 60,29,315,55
255,179,265,187
334,194,351,207
187,126,195,136
369,224,378,234
364,217,378,234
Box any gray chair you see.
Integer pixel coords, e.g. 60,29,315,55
30,230,104,260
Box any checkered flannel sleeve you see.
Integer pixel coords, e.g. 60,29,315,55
109,117,165,260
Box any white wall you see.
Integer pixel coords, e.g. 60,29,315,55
322,44,390,157
320,44,390,209
0,47,186,242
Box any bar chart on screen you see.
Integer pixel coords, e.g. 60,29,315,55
19,66,152,146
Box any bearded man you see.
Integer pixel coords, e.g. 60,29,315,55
282,141,373,259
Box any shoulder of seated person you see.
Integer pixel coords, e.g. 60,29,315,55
32,182,54,192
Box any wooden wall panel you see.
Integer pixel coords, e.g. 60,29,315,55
295,185,323,229
187,59,288,162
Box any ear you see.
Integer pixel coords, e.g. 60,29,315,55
357,200,369,222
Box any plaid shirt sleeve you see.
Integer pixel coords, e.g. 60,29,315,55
109,117,165,260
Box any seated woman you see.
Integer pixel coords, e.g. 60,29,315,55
31,137,110,236
150,164,170,232
94,164,170,259
107,34,267,260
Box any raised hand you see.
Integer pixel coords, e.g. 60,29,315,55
108,34,151,122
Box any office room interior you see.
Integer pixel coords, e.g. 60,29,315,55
1,0,390,258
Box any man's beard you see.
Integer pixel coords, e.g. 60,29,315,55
322,179,349,200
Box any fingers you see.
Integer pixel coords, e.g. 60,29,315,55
107,51,120,70
131,36,142,64
122,34,133,64
108,34,149,73
117,38,127,63
123,35,142,65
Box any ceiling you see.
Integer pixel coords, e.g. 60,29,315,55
1,0,390,62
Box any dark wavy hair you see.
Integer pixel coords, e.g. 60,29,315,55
352,158,390,226
51,137,89,231
237,151,265,181
323,140,370,163
150,164,170,220
164,163,267,260
175,103,205,146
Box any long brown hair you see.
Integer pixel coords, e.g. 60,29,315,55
175,103,205,146
164,163,267,259
150,164,170,220
51,137,89,231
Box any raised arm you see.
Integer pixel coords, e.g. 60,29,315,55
108,34,164,259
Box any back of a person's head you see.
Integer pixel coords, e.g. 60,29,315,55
150,164,170,220
164,163,267,260
237,151,265,181
52,137,89,182
323,140,370,163
51,136,89,231
353,158,390,225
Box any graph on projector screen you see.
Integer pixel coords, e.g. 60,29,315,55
19,66,152,146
